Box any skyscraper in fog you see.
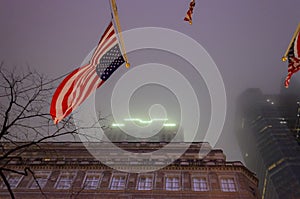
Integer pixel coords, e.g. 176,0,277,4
236,88,300,199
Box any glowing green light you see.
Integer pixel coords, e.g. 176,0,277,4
124,118,168,124
112,123,125,127
163,123,176,127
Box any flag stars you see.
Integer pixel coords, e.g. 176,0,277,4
95,45,125,81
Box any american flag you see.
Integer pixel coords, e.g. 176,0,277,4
184,0,195,25
50,22,125,124
285,31,300,88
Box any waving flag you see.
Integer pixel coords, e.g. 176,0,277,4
184,0,195,25
285,31,300,88
50,22,125,124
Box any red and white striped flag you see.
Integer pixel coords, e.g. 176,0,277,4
184,0,195,25
50,22,125,124
285,31,300,88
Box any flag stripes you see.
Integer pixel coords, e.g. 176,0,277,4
285,32,300,88
50,22,123,124
91,23,117,65
285,57,300,88
184,0,195,25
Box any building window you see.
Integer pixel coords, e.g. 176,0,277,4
192,177,208,191
4,174,23,189
165,176,180,191
249,186,256,196
55,172,76,190
29,171,51,189
220,178,236,192
110,175,126,190
138,176,153,190
82,172,102,190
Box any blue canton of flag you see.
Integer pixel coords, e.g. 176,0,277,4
96,44,125,81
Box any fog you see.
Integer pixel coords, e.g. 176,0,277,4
1,0,300,161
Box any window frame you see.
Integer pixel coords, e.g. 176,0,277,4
55,171,77,190
109,173,127,190
3,174,24,189
191,175,209,191
82,171,102,190
137,174,154,190
219,176,237,192
28,171,52,189
164,174,181,191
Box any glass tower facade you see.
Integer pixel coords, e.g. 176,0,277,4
236,88,300,199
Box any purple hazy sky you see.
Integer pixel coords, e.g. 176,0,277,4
1,0,300,161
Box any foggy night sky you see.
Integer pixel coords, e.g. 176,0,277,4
1,0,300,161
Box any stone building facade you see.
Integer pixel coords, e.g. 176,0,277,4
0,142,259,199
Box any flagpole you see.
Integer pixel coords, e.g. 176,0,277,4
110,0,130,68
282,23,300,62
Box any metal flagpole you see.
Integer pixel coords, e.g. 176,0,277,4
110,0,130,68
282,23,300,62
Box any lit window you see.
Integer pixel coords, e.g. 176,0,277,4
110,175,126,190
165,177,180,191
83,172,102,190
1,174,23,189
29,171,51,189
220,178,236,192
55,172,76,189
138,176,153,190
192,177,208,191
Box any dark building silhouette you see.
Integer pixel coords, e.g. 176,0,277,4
236,88,300,199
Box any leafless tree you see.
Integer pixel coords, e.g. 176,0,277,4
0,63,100,199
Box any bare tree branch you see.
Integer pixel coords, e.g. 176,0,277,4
0,66,78,198
0,169,15,199
0,65,106,199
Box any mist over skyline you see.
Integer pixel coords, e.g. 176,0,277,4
1,0,300,161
